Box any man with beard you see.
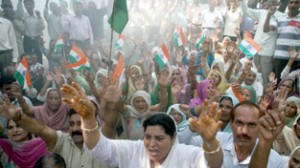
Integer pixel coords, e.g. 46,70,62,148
0,95,111,168
191,101,284,167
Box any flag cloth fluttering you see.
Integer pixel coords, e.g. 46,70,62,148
108,0,129,34
15,57,32,89
54,35,64,52
173,27,186,47
65,45,91,71
154,43,170,69
115,34,125,51
239,38,262,58
195,34,206,49
113,54,124,84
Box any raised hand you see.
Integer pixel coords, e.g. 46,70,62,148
46,72,54,82
134,79,145,90
85,71,94,84
202,39,210,53
11,83,23,100
268,72,277,88
54,67,64,86
101,85,122,103
267,5,276,17
259,95,271,115
258,108,285,143
0,94,22,120
226,41,237,56
171,81,182,96
61,82,95,119
288,46,300,60
157,68,170,88
273,89,288,112
189,100,222,142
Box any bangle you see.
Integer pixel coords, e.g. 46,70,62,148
81,122,99,133
202,140,221,154
13,112,22,122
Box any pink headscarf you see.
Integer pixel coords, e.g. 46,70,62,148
189,80,212,108
171,66,188,94
33,89,69,131
0,137,48,167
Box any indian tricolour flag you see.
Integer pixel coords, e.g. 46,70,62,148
195,34,205,49
154,43,170,69
173,27,186,47
15,57,32,89
65,45,91,71
115,34,125,51
54,35,64,52
239,38,262,58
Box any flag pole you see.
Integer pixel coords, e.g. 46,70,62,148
108,0,117,76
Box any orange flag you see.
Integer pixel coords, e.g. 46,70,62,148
113,53,124,84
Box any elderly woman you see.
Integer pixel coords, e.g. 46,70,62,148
207,70,228,95
61,82,223,168
241,85,257,104
120,90,153,140
170,66,194,104
166,104,197,144
26,89,69,131
237,67,263,99
283,96,300,128
0,119,48,167
273,115,300,156
189,80,218,117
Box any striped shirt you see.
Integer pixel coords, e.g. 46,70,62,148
273,14,300,60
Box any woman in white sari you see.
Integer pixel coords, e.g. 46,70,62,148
61,83,224,168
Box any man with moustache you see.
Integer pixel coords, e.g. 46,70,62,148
0,96,111,168
191,101,284,167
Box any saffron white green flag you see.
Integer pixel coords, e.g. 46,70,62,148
154,43,170,69
195,34,205,49
65,45,91,71
15,57,32,89
54,35,64,52
173,27,186,47
115,35,125,51
239,39,262,58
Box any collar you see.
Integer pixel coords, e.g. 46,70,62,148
223,136,258,165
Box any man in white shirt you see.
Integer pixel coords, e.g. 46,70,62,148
43,0,64,42
0,17,18,76
191,101,284,167
241,0,283,85
64,1,93,50
0,0,25,58
201,0,224,40
18,0,45,64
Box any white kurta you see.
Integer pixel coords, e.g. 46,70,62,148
85,131,208,168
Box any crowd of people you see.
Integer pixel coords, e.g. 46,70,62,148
0,0,299,167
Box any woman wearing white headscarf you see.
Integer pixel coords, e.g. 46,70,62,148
166,104,197,144
120,90,152,140
241,67,263,99
274,115,300,156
